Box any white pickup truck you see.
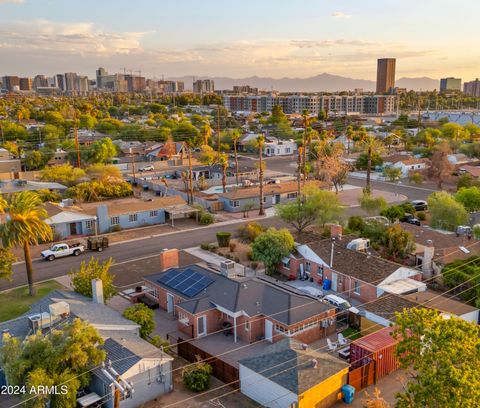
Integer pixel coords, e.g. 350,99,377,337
41,242,85,261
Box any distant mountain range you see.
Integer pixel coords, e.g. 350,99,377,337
170,73,439,92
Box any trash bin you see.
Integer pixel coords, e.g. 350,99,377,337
323,279,332,290
341,384,355,404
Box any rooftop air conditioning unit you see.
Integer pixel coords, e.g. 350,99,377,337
28,312,51,331
49,301,70,317
60,199,74,207
220,260,235,278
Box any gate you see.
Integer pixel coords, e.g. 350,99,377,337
348,360,376,391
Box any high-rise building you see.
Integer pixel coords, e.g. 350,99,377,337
232,85,258,94
193,79,215,93
64,72,78,93
376,58,396,94
1,76,20,91
464,79,480,97
55,74,65,91
33,75,49,89
125,74,146,92
440,77,461,93
76,75,89,94
19,77,33,91
96,67,107,89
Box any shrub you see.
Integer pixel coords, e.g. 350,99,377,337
234,256,240,263
410,172,423,185
182,362,213,392
229,242,237,252
123,303,155,339
417,211,426,221
149,335,170,353
109,225,121,233
246,250,253,260
199,213,214,225
238,222,267,243
322,225,331,238
200,243,210,250
250,261,258,270
225,253,231,259
348,216,365,232
216,232,232,247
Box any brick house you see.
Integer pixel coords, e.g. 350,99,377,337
143,250,337,345
279,232,425,304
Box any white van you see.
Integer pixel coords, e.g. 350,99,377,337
323,294,359,314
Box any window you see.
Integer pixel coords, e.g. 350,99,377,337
263,196,267,203
178,312,189,325
129,213,138,222
318,265,324,280
354,280,361,295
287,192,298,199
85,220,95,230
244,320,250,331
282,258,290,269
230,200,240,208
110,216,119,225
305,261,311,272
275,324,286,333
150,210,158,217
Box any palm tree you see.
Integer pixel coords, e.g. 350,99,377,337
1,191,52,296
359,133,384,194
231,129,241,185
345,125,354,155
256,135,266,216
218,153,229,193
202,122,212,146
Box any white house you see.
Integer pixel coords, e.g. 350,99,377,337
388,157,429,177
263,139,297,156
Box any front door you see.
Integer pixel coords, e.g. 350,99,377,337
332,272,338,291
166,293,174,313
69,222,77,235
265,319,273,342
197,315,207,337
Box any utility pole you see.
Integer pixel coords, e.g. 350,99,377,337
0,123,4,144
129,148,136,185
72,97,81,168
217,105,221,158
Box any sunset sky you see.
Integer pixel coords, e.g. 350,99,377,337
0,0,478,80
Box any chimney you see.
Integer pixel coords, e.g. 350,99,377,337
330,224,343,240
311,359,318,369
159,248,179,271
92,278,104,304
422,239,435,278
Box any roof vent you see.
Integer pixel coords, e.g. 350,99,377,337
311,359,318,368
220,260,235,278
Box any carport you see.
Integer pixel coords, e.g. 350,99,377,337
164,203,200,227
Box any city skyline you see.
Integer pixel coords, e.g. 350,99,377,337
0,0,479,81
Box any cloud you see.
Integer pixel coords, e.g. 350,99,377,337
331,11,352,19
0,0,24,3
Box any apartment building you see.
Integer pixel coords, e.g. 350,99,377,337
464,79,480,97
193,79,215,93
223,94,397,115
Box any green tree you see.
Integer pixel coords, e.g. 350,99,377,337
85,163,121,181
41,164,86,186
182,362,213,392
380,205,406,222
409,172,423,185
0,319,106,408
123,303,155,339
95,118,124,134
251,228,295,274
383,166,402,182
382,224,415,259
442,257,480,307
455,186,480,212
24,150,50,170
456,173,480,190
0,192,52,296
68,257,116,303
428,191,468,230
79,113,97,129
0,120,28,140
359,134,384,193
359,191,387,215
84,137,117,164
392,308,480,408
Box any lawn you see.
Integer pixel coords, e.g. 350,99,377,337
0,280,64,322
341,327,363,341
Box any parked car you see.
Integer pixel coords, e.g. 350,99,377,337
456,225,472,236
323,294,359,314
139,165,155,172
401,214,421,226
411,200,428,211
41,243,85,261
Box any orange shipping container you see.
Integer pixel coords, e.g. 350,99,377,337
350,327,400,381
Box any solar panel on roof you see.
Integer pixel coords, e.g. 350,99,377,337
156,268,215,298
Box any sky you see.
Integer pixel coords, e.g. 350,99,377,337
0,0,479,80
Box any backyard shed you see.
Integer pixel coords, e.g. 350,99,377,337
349,327,399,381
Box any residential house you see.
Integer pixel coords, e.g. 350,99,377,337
239,338,349,408
0,179,67,195
0,147,21,175
217,181,323,213
142,251,337,345
146,142,186,161
263,139,297,157
177,163,257,181
279,232,425,305
44,201,97,238
47,148,69,166
82,196,191,233
238,133,263,152
458,164,480,178
383,154,429,177
0,288,173,408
